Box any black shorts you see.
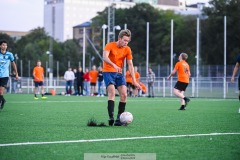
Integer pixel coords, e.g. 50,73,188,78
34,81,43,87
174,81,188,92
0,77,9,87
90,82,96,86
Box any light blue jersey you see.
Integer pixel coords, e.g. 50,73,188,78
0,51,14,78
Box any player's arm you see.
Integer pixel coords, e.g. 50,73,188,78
167,68,177,80
11,61,19,80
127,60,141,89
103,50,122,73
231,62,239,83
42,72,44,82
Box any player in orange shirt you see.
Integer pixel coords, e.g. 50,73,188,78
102,29,141,126
33,60,47,100
125,70,133,96
134,66,140,97
89,65,98,96
167,53,191,110
139,81,147,96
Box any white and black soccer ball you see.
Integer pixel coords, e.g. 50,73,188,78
120,112,133,125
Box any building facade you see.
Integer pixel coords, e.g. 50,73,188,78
44,0,200,42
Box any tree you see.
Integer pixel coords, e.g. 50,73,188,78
202,0,240,64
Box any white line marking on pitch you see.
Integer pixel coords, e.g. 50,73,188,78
0,132,239,147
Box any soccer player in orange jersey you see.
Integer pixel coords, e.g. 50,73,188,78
89,65,98,96
134,66,140,97
33,60,47,100
125,70,133,96
102,29,141,126
167,53,191,110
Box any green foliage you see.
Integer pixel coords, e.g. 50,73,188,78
0,33,15,52
202,0,240,64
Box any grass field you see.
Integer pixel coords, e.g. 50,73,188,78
0,94,239,160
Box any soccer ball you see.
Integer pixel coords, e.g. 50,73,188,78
120,112,133,125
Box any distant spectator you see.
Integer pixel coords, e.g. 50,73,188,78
64,67,75,96
76,67,84,96
11,71,18,93
97,66,104,97
147,67,155,98
89,65,98,96
73,68,78,95
83,68,91,96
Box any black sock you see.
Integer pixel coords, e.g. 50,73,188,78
42,94,44,97
117,102,126,120
0,95,3,102
108,100,114,119
179,105,185,110
239,96,240,101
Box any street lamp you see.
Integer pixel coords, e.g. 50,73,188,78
102,24,108,50
46,51,53,87
113,25,121,41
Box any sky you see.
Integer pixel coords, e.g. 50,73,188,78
1,0,209,32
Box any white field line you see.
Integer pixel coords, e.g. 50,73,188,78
0,132,239,147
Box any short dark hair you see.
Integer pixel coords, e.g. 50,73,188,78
0,40,8,45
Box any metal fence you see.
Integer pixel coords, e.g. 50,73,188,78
7,76,238,99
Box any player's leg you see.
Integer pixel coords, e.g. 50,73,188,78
34,82,39,99
65,81,69,95
115,85,127,125
107,84,116,125
238,77,240,101
114,74,127,126
0,77,8,109
40,83,47,99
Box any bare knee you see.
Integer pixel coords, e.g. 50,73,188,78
120,92,127,101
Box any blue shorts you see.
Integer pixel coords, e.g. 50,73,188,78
34,81,44,87
103,72,126,88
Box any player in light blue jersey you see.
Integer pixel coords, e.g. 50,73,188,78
0,40,19,110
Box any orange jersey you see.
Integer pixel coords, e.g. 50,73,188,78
174,60,190,83
135,71,140,83
103,42,132,72
125,70,133,84
140,82,147,93
33,66,44,82
89,70,98,83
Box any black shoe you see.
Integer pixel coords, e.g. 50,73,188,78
114,120,123,126
179,106,185,110
108,119,114,126
0,98,6,110
184,97,190,107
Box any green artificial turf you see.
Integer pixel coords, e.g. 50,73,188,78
0,94,239,160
